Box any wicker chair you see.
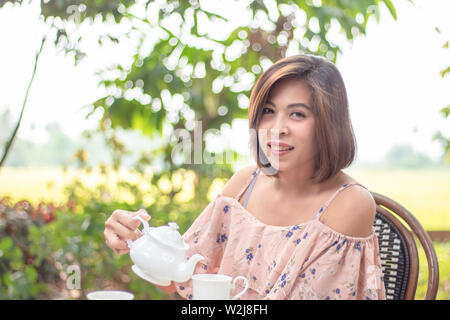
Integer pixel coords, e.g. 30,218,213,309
371,192,439,300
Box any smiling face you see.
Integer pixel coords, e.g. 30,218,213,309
257,78,318,173
249,55,356,183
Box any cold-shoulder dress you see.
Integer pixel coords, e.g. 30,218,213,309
174,167,386,300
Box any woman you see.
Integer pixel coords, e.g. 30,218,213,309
104,54,386,300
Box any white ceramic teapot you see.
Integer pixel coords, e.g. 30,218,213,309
127,216,204,286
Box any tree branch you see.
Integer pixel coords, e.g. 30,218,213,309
0,33,47,170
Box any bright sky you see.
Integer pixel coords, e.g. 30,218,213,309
0,0,449,165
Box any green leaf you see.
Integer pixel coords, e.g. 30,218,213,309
439,105,450,118
0,237,13,251
440,67,450,78
25,266,38,283
382,0,397,20
198,8,228,22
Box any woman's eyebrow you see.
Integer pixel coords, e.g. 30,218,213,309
266,100,311,111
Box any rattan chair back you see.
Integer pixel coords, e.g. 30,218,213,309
371,192,439,300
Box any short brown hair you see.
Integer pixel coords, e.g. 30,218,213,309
248,54,357,183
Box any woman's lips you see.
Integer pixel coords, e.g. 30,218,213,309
268,144,294,156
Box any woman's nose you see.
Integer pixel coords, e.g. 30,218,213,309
271,117,289,135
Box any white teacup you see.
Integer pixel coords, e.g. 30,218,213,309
192,274,249,300
86,290,134,300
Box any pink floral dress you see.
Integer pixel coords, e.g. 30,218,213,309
174,168,386,300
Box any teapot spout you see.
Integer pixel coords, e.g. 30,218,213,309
174,254,205,283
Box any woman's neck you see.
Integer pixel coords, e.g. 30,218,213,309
263,166,342,200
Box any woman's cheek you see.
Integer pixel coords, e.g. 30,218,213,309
257,130,269,153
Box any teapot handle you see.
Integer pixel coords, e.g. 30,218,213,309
133,215,150,233
126,215,150,248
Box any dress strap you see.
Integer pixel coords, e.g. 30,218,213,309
242,169,260,208
234,167,260,203
312,183,368,221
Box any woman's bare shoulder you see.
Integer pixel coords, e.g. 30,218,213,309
321,183,376,237
221,165,258,199
318,171,375,238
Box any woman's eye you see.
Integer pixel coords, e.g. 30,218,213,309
262,108,305,118
292,112,305,118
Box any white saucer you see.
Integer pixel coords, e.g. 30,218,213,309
131,265,171,286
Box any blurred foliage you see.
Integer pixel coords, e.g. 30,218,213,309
0,0,414,299
432,37,449,163
429,25,449,163
0,197,61,299
384,144,435,168
414,239,450,300
433,112,450,164
0,0,401,175
0,161,232,299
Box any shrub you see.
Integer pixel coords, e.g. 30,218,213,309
0,197,61,299
1,163,233,299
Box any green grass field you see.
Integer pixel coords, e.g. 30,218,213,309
0,167,80,204
345,166,450,231
2,166,449,230
0,166,449,299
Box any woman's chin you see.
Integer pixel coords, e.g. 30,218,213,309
267,155,289,167
263,159,286,173
259,150,296,173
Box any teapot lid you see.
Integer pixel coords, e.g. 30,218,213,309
149,222,188,250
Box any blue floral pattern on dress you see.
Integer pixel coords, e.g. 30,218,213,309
244,247,255,264
281,280,287,288
216,233,227,243
175,176,386,300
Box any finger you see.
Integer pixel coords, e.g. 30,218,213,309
130,229,143,242
104,228,129,250
112,246,128,255
114,248,130,255
116,209,151,232
131,209,151,221
112,209,137,217
134,229,143,238
105,222,135,246
105,224,143,250
104,227,116,248
113,211,143,231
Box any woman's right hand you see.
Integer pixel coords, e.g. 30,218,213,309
104,208,151,255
